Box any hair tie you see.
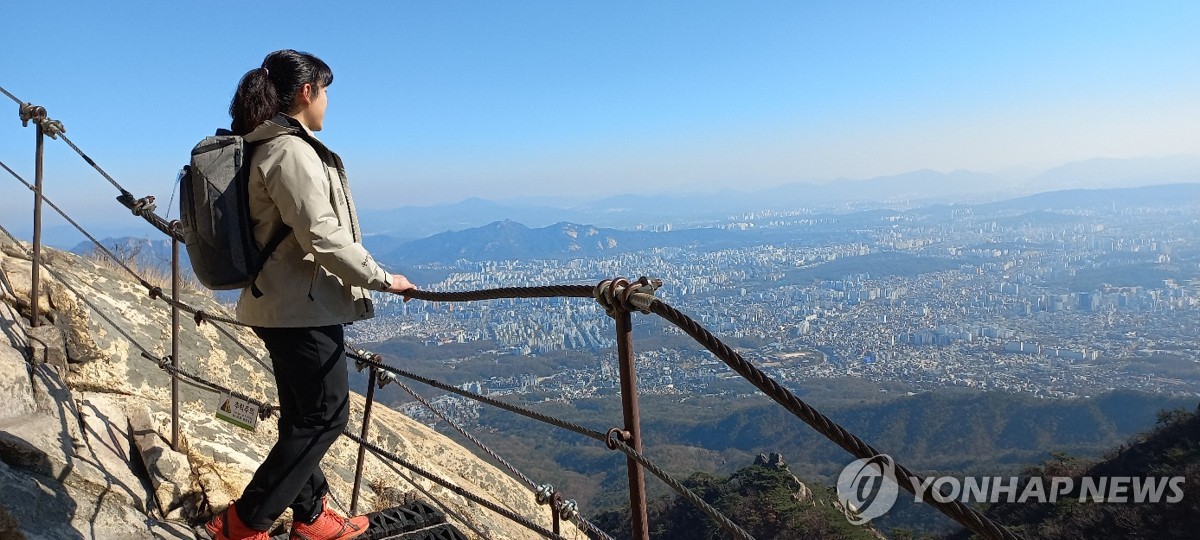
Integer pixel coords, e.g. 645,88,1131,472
261,67,269,77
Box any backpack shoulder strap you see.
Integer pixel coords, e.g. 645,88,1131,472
249,226,293,298
246,115,326,298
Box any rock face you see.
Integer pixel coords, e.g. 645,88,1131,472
0,234,581,539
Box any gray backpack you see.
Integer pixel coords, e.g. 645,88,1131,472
179,124,317,296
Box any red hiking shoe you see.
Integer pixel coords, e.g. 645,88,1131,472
205,501,271,540
289,498,369,540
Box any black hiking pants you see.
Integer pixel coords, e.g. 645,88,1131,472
237,324,350,531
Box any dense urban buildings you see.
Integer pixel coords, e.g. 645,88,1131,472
349,191,1200,424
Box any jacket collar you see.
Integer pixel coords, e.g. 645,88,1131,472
244,114,339,167
243,113,320,144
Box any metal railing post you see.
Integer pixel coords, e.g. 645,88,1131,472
551,492,562,536
350,365,379,516
616,309,649,540
29,120,44,327
170,229,181,451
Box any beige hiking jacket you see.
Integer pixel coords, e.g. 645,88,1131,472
234,115,391,327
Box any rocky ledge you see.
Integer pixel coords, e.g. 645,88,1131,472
0,233,579,539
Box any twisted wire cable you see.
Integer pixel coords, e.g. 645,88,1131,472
343,431,568,540
351,349,625,539
1,159,154,289
385,372,615,540
348,351,608,444
149,353,275,413
0,84,20,105
404,285,593,302
51,128,133,198
2,84,182,237
392,377,537,488
607,436,755,540
644,298,1020,540
208,321,273,374
369,451,494,540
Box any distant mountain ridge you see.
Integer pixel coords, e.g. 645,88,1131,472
384,220,659,265
381,182,1200,265
359,169,1012,237
1026,155,1200,191
982,182,1200,211
71,181,1200,268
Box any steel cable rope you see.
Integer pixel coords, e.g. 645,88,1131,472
4,84,180,238
342,430,569,540
148,353,275,413
392,376,536,487
354,282,767,539
362,358,614,540
1,159,155,290
0,223,277,415
368,443,494,540
354,347,747,539
0,85,20,105
208,322,273,374
403,285,594,303
58,132,137,199
351,349,628,538
349,351,609,444
0,154,233,330
642,297,1021,540
2,84,132,199
606,436,755,540
0,158,274,375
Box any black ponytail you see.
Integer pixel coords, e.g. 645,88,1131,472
229,49,334,135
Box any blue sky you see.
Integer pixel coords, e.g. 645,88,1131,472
1,1,1198,234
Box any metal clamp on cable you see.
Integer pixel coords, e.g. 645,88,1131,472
40,118,65,139
258,405,277,420
148,286,163,300
593,276,662,317
17,103,66,139
592,277,623,317
130,195,156,217
376,370,395,389
18,103,44,127
535,484,554,505
604,427,632,450
193,310,208,326
139,351,169,369
354,349,378,369
557,499,579,521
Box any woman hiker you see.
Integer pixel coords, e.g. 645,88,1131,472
205,49,416,540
